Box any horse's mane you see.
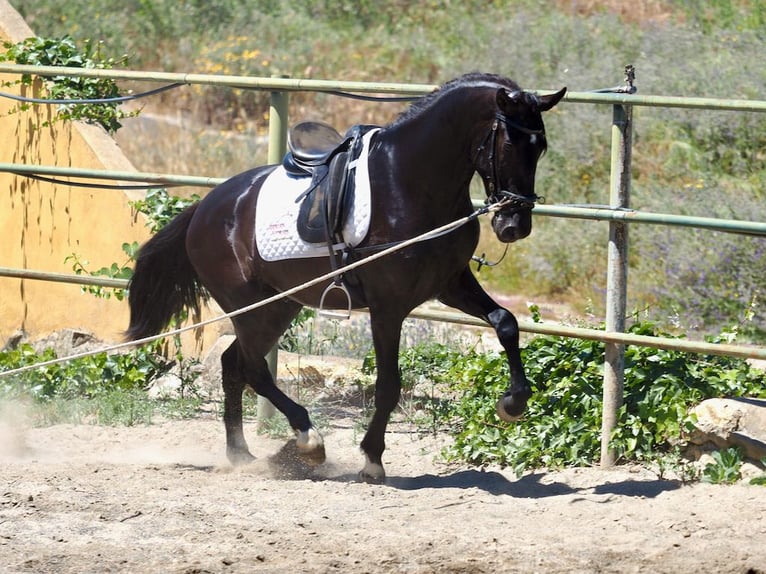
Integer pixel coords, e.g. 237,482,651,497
390,72,523,128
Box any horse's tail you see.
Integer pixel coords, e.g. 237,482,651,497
125,203,203,341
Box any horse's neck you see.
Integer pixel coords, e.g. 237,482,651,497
382,92,490,195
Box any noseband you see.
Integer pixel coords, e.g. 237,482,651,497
475,112,545,211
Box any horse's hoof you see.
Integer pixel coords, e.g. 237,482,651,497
227,448,256,466
496,399,524,422
295,428,326,465
358,456,386,483
496,391,530,423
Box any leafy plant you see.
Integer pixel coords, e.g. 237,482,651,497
130,188,201,234
701,447,744,484
0,35,135,133
65,242,138,301
66,188,199,300
0,341,204,426
378,321,766,476
0,342,171,400
650,446,700,483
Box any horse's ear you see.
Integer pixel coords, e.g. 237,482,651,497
537,87,567,112
496,87,567,113
496,88,523,112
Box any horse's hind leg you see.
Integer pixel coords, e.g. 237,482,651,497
221,341,256,465
222,304,325,466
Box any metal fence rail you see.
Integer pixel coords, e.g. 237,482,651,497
4,163,766,237
5,62,766,111
2,64,766,465
4,265,766,363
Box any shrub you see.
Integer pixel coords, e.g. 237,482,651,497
0,342,171,402
390,321,766,475
0,35,135,133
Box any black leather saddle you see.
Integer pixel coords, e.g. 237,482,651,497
283,121,377,245
283,120,345,176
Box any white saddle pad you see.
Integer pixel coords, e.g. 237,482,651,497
255,128,379,262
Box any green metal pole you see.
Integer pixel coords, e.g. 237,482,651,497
267,89,289,165
258,86,289,427
601,103,633,467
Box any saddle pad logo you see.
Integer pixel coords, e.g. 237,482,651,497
255,128,378,261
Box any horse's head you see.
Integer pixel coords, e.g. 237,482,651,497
474,86,567,243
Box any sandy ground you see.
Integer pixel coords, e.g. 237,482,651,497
2,408,765,574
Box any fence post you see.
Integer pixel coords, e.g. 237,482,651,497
257,85,289,427
600,102,633,466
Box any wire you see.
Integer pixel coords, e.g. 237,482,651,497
317,90,421,102
0,82,186,105
13,171,183,190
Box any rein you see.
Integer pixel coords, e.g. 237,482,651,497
472,243,510,272
348,192,515,256
0,199,511,378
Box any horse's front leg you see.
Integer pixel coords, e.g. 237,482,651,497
439,268,532,422
486,307,532,421
359,311,405,483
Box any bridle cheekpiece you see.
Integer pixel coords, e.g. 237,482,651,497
475,112,546,211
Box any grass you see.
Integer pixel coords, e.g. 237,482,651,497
4,391,153,427
7,0,766,338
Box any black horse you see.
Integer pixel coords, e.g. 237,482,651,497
126,72,566,481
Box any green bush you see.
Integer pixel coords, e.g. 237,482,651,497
0,342,171,401
389,322,766,475
701,446,743,484
0,341,206,426
0,35,134,132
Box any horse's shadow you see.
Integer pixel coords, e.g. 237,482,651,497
373,470,677,499
264,440,681,500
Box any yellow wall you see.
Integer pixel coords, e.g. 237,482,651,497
0,1,224,353
0,79,149,344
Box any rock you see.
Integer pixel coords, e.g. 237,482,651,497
2,329,26,351
148,373,183,399
30,328,100,357
689,397,766,462
199,334,236,396
740,461,765,481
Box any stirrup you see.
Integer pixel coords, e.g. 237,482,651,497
318,282,352,320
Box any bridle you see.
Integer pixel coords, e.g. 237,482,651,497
474,112,546,211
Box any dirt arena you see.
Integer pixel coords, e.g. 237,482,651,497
2,409,765,574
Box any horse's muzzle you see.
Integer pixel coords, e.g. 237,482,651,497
492,210,532,243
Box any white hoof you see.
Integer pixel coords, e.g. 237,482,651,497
295,428,324,452
360,456,385,483
294,428,326,465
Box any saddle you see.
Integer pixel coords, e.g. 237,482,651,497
283,121,376,245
